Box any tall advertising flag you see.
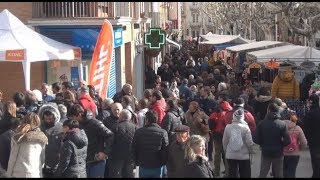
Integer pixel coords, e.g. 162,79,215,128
89,20,114,99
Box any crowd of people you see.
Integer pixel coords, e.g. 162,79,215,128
0,42,319,178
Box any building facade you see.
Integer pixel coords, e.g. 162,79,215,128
181,2,214,40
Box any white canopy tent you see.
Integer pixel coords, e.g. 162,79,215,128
247,44,320,65
199,34,250,45
166,38,180,50
0,9,81,90
226,41,287,52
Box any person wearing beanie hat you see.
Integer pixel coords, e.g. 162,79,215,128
224,98,256,136
222,109,254,178
304,94,320,178
167,124,190,177
254,102,291,178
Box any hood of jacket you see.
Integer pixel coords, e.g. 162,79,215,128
14,128,48,144
220,101,233,111
284,120,297,129
168,107,180,118
79,94,95,104
64,128,88,149
38,103,61,124
265,112,281,121
255,95,272,103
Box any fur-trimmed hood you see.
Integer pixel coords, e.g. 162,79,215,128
38,103,61,124
13,128,48,145
255,95,272,103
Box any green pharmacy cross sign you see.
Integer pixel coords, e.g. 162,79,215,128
144,28,166,49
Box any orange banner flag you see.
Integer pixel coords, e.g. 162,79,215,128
88,20,114,100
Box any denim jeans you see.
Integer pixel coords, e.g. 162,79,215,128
227,159,251,178
259,155,283,178
283,155,299,178
139,166,164,178
86,160,106,178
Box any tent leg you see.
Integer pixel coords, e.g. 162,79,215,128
78,59,83,82
22,61,31,91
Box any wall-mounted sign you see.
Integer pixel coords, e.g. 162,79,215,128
144,28,166,49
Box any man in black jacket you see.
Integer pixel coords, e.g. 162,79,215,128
254,102,291,178
103,103,123,130
132,110,169,178
108,109,136,178
167,125,190,177
303,94,320,178
68,104,114,178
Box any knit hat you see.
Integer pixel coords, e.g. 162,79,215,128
233,97,245,107
232,109,245,123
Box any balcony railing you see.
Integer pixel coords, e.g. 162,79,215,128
32,2,115,18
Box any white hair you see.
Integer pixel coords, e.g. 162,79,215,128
218,82,227,91
103,98,114,107
120,109,132,121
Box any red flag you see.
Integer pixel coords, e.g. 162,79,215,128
89,20,114,99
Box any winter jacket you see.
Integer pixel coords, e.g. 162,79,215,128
0,115,18,135
197,97,217,116
38,103,64,171
254,112,291,158
78,94,97,117
103,114,119,130
223,117,255,160
224,107,256,136
161,107,183,144
110,119,136,160
151,98,167,126
96,108,111,122
209,101,232,135
185,109,210,142
271,75,300,100
132,123,169,168
178,84,192,101
303,105,320,148
167,140,189,178
54,129,88,178
6,128,48,178
283,120,308,156
185,155,214,178
112,90,126,103
0,129,15,171
79,113,114,164
252,95,272,123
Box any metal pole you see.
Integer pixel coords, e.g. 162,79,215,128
275,14,278,41
249,3,252,40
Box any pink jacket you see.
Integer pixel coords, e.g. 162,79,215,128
283,120,308,156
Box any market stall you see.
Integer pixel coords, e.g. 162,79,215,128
0,9,81,91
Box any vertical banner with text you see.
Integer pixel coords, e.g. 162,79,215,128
88,20,114,99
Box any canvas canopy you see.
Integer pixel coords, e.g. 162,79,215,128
200,34,249,45
226,41,287,52
247,44,320,64
0,9,81,90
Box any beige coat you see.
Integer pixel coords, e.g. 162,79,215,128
185,109,210,141
6,129,48,178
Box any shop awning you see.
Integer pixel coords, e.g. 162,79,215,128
226,41,287,52
200,35,250,45
247,44,320,64
166,38,181,50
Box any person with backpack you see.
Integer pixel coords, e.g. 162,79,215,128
222,109,255,178
254,102,291,178
281,110,308,178
209,94,232,177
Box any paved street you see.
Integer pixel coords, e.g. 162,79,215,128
211,144,312,178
